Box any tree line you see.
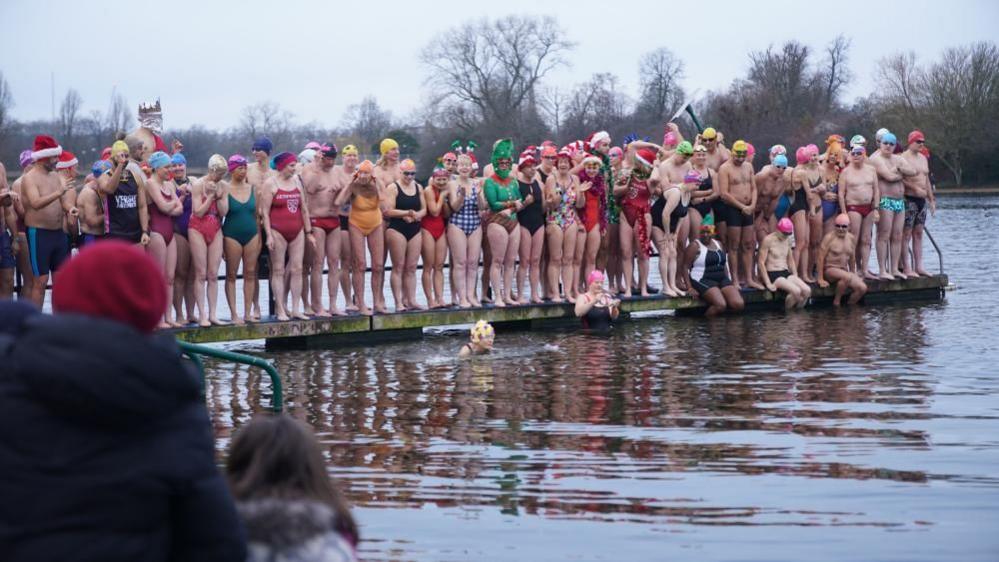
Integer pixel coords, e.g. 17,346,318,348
1,16,996,186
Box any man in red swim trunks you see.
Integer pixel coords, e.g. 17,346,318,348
838,145,880,277
301,143,345,316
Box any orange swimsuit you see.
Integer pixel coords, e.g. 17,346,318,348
349,192,382,235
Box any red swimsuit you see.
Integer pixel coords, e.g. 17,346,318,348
421,185,447,240
149,188,175,246
188,196,221,244
622,179,652,258
270,186,304,242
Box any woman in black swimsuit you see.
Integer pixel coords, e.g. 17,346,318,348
791,146,823,282
385,160,426,311
516,152,545,304
574,269,620,331
687,144,719,243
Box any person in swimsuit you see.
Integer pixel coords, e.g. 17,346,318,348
447,154,485,308
334,159,386,316
544,149,583,303
820,146,844,237
687,144,719,243
901,130,935,277
222,155,261,325
754,151,791,246
188,154,230,327
0,167,18,300
483,139,525,308
789,145,822,282
759,218,812,310
717,140,761,289
683,216,744,317
516,151,546,305
615,148,656,298
77,160,109,247
421,167,449,309
23,135,78,307
458,320,495,358
652,168,700,298
145,151,183,328
261,152,317,321
10,151,36,300
839,144,880,277
574,269,620,331
300,143,346,317
818,213,868,306
170,153,197,324
576,155,606,294
384,159,426,312
870,132,918,280
333,145,359,312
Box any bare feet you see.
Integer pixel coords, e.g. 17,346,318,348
551,297,564,304
374,305,388,314
894,270,908,279
459,300,472,308
233,317,245,326
358,307,372,316
879,273,895,280
330,308,346,316
664,288,679,298
168,321,183,328
157,322,171,330
210,317,229,326
493,297,507,308
748,280,766,290
346,304,359,312
276,313,290,322
916,268,931,277
566,296,576,304
531,296,543,304
291,312,310,320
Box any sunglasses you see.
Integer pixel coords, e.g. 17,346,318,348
774,165,787,170
542,156,555,160
851,150,865,155
403,171,416,177
914,140,925,144
835,224,849,229
881,141,896,146
733,151,747,157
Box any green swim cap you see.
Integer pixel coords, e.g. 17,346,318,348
676,141,694,156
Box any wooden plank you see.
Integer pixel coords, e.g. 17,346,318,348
167,275,948,344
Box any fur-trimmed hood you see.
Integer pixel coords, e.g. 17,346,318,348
238,498,357,562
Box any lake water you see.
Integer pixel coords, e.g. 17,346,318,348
203,196,999,561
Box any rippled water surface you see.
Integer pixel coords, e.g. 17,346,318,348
204,196,999,561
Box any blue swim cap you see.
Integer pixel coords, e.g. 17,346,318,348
881,132,897,145
252,136,274,154
149,151,171,170
91,159,112,178
171,152,187,166
773,154,788,168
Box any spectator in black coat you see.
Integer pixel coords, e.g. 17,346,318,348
0,241,246,562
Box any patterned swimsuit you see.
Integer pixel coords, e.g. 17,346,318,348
547,179,578,229
451,182,481,235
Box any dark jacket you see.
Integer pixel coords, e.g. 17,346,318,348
0,304,246,562
239,498,358,562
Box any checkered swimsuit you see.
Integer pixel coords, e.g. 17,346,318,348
451,183,481,235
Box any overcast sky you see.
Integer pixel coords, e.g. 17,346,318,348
2,0,997,131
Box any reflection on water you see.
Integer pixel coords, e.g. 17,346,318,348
202,197,999,562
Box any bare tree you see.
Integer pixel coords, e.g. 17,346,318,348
59,89,83,143
106,91,133,136
561,73,631,142
636,48,686,126
237,101,294,148
340,96,393,147
820,35,853,111
0,71,14,150
538,86,569,139
420,15,574,137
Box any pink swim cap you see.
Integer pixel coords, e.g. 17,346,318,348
608,146,623,159
777,217,793,234
806,144,819,157
586,269,605,285
663,132,678,146
795,147,810,165
746,142,756,157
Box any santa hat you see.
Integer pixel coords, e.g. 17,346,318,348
518,150,537,168
32,135,63,161
635,148,657,168
590,131,610,146
53,241,167,334
56,151,79,170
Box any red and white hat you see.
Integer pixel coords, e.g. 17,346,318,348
56,150,79,170
32,135,63,161
635,148,657,168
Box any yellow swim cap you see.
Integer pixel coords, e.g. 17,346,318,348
701,127,718,140
380,138,399,155
111,140,129,156
470,320,494,343
732,140,749,154
342,144,358,156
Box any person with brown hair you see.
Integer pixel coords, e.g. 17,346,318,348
227,415,358,562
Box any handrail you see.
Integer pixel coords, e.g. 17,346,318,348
177,341,283,412
923,227,944,275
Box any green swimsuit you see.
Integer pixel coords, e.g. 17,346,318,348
222,191,258,245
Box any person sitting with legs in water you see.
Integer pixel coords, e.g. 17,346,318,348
684,215,745,317
818,213,868,306
459,319,495,358
574,269,621,331
759,217,812,310
227,414,359,562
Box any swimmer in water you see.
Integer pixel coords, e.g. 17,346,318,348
574,269,620,331
459,320,495,358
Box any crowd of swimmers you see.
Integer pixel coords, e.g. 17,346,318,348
0,103,938,322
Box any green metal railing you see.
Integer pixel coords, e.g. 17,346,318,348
178,341,283,412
